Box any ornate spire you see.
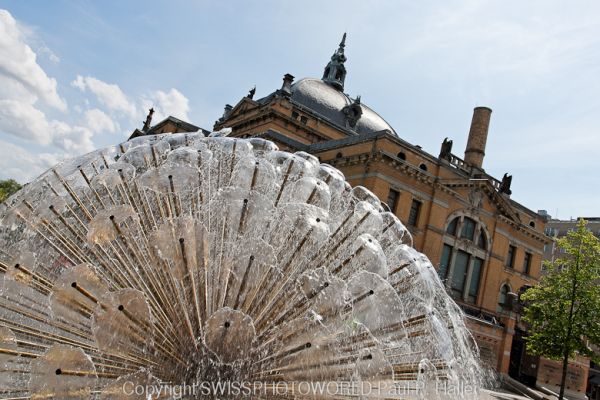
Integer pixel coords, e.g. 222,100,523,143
339,32,346,48
322,33,347,91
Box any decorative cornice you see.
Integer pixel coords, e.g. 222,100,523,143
498,214,550,244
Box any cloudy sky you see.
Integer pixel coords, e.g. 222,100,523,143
0,1,599,218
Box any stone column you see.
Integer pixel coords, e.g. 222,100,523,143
498,315,516,374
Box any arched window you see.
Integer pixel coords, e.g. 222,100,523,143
446,218,458,236
419,163,428,171
477,231,487,250
336,152,343,159
499,284,511,308
397,152,406,161
438,214,489,305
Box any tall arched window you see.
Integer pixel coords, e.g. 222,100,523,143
499,284,511,308
438,214,489,304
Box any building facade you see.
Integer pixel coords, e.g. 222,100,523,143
210,35,550,377
132,35,589,394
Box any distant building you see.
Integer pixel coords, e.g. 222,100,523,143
129,109,210,140
542,216,600,262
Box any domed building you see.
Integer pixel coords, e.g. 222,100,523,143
133,35,588,395
214,33,400,145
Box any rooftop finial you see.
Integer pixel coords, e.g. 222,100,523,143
322,33,348,91
247,86,256,99
142,107,154,132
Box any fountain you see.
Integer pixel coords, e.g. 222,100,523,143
0,132,484,398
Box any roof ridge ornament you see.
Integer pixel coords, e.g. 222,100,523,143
339,32,346,48
142,107,154,132
247,86,256,99
322,33,347,91
342,94,363,129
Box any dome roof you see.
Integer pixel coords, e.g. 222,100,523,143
290,78,397,136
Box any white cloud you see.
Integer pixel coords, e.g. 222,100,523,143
50,120,94,154
0,10,67,111
0,9,195,176
0,99,53,145
0,10,102,155
0,99,95,153
38,45,60,64
0,139,63,183
72,75,137,117
142,88,190,122
0,74,38,104
68,75,192,134
84,108,119,134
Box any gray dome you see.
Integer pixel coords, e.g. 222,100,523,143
290,78,397,136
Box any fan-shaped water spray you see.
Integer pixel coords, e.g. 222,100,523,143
0,132,483,399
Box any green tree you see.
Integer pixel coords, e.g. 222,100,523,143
522,219,600,400
0,179,22,203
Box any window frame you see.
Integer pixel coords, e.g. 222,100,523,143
438,244,453,281
523,252,532,275
387,188,400,214
460,217,476,241
408,199,422,227
499,283,511,308
507,245,516,268
477,231,487,250
446,218,458,236
440,213,489,305
468,258,484,303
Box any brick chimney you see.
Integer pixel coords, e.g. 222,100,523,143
464,107,492,169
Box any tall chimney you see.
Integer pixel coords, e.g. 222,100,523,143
464,106,492,169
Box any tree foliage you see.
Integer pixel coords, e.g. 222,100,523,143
0,179,22,203
522,219,600,398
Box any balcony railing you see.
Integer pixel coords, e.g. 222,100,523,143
446,153,503,191
447,153,472,174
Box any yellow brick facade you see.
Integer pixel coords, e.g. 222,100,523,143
208,74,588,393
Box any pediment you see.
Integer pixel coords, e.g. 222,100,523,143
227,97,260,119
441,179,521,223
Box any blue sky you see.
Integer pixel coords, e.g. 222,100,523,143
1,0,599,219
